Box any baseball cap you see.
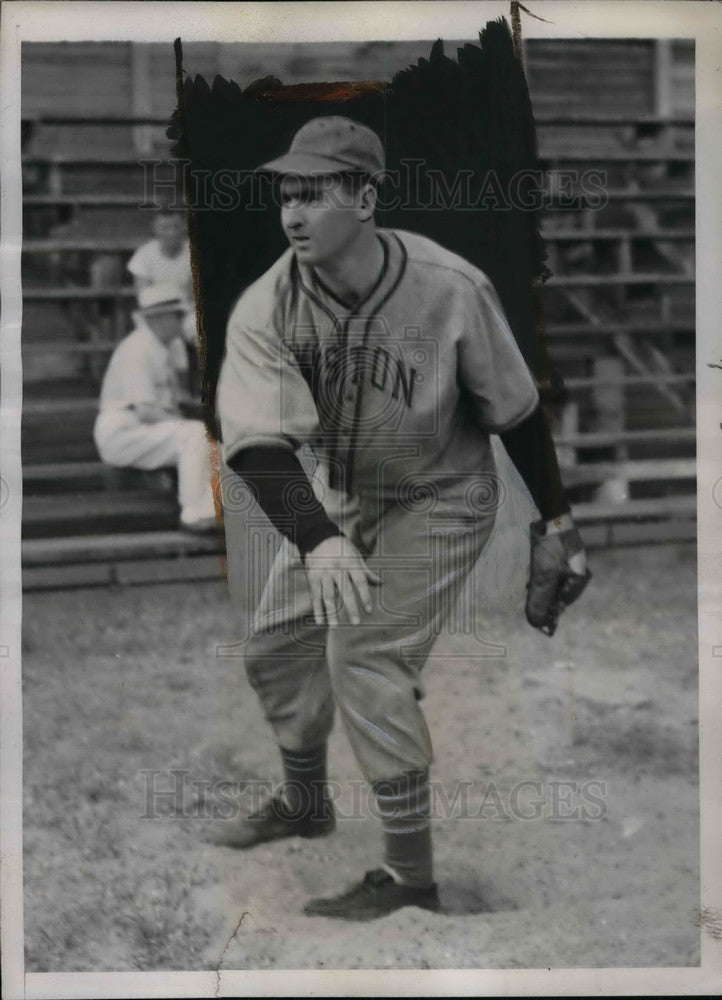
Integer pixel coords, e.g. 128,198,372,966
257,116,385,178
138,283,186,316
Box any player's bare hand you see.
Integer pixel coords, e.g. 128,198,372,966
304,534,382,627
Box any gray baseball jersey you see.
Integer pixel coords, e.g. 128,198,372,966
218,229,538,510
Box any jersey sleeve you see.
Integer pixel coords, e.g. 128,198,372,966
217,305,320,462
457,276,540,433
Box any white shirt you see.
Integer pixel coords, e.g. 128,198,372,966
96,320,180,421
127,239,193,299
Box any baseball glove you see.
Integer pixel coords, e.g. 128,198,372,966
526,520,592,636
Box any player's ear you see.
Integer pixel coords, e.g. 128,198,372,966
357,181,377,223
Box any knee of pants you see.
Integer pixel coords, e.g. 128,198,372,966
326,626,419,720
243,631,334,747
326,627,432,781
93,427,121,466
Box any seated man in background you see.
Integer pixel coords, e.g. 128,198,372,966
128,206,199,390
128,206,192,296
93,283,217,532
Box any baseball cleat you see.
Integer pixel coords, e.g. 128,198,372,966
303,868,440,921
206,793,336,849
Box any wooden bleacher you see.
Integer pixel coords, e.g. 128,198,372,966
20,39,696,590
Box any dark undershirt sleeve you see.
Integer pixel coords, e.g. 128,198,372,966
499,403,571,521
227,445,343,558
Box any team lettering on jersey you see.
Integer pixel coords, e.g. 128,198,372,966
288,325,420,426
318,343,418,407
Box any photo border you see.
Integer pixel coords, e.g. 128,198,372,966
2,2,720,997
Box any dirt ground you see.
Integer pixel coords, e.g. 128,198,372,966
22,541,699,972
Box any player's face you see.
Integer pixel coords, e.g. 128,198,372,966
145,309,184,346
279,175,363,267
153,214,186,256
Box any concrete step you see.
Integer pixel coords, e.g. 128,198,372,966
22,490,179,538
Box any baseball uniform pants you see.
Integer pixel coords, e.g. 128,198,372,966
240,485,497,785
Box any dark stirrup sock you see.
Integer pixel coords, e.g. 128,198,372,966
373,770,434,889
279,744,329,819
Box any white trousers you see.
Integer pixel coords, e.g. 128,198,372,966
94,414,216,525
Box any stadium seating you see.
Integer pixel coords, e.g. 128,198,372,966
20,40,695,588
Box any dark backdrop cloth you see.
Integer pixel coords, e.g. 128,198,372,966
168,18,554,439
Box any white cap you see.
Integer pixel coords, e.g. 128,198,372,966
138,283,186,316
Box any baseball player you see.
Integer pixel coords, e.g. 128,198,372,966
213,117,590,920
